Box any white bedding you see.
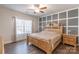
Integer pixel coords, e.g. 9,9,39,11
29,31,61,44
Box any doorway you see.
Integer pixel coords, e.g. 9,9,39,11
15,19,32,41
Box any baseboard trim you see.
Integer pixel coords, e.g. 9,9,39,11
5,39,26,45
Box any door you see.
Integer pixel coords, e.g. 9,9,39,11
16,19,32,41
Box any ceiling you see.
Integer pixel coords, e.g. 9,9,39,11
1,4,79,16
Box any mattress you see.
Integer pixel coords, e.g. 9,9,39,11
29,31,61,45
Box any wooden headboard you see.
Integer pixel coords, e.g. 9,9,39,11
44,23,63,34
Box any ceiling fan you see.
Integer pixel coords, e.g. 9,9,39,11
26,4,47,14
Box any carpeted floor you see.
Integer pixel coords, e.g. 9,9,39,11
4,40,79,54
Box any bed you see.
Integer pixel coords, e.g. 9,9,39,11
27,23,63,53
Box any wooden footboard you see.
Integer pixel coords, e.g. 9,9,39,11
27,36,61,54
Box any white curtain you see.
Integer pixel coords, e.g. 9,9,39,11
16,19,32,41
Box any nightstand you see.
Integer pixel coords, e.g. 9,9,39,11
63,34,77,49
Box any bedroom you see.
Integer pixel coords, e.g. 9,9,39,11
0,4,79,54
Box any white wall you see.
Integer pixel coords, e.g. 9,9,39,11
0,6,39,44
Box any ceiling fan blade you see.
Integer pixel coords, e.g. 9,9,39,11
40,7,47,10
40,11,44,13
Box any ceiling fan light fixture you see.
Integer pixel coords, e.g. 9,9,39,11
39,4,47,8
34,7,40,13
35,8,39,13
26,4,47,14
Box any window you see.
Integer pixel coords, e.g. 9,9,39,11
16,19,32,35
